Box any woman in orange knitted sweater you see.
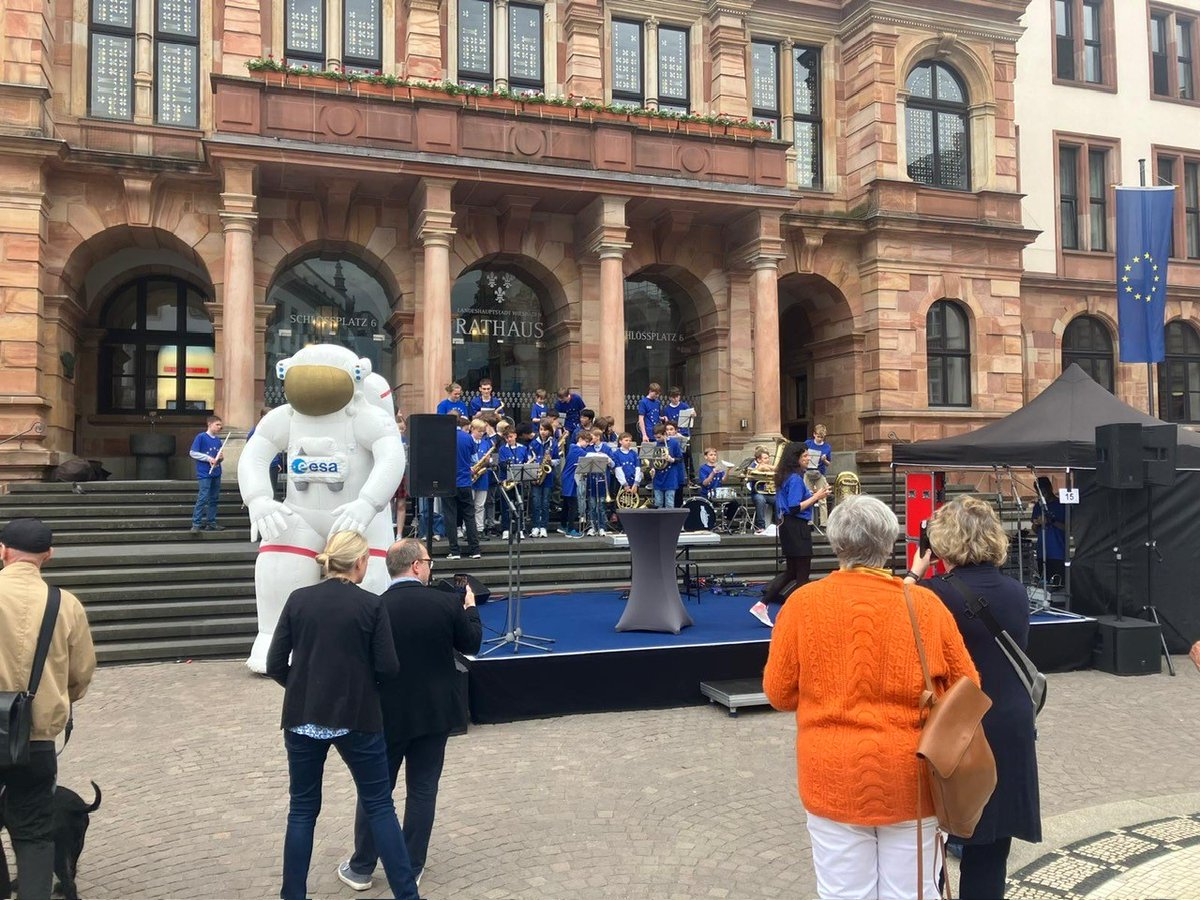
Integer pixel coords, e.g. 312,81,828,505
764,494,979,900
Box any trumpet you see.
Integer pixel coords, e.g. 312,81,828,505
470,444,496,483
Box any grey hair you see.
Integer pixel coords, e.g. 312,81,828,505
826,494,900,569
385,538,426,578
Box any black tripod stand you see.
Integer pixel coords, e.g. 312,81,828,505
479,462,554,656
1142,486,1179,676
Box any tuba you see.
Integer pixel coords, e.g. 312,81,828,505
833,471,862,506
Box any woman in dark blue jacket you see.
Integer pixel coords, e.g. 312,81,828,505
907,496,1041,899
266,530,420,900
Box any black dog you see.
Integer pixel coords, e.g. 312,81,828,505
0,781,101,900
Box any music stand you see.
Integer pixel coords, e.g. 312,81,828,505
578,453,612,534
677,408,696,431
479,461,554,656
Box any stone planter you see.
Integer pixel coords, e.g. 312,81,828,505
129,432,177,480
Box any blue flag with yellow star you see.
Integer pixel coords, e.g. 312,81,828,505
1116,186,1175,363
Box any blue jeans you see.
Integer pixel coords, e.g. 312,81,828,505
753,493,773,529
281,730,418,900
192,475,220,526
530,479,553,530
417,498,445,538
584,483,605,531
350,731,448,877
654,488,676,509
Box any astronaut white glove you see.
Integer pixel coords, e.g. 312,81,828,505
330,498,378,536
247,497,294,543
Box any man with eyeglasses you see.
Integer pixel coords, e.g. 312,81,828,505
338,538,482,893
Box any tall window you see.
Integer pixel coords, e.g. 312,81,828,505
1158,321,1200,423
906,61,969,190
657,25,689,114
1054,0,1110,86
750,41,780,137
1062,315,1114,391
155,0,199,126
794,46,822,189
926,300,971,407
90,0,135,119
508,3,543,93
343,0,382,73
1151,7,1198,101
611,19,644,108
1156,153,1200,259
99,277,215,413
458,0,493,87
284,0,324,68
1058,140,1112,251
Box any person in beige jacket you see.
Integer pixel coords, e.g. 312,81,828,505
0,517,96,900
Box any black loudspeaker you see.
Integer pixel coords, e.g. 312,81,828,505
434,574,492,604
1142,424,1177,487
1093,616,1162,676
761,572,799,606
1095,424,1144,490
407,413,457,497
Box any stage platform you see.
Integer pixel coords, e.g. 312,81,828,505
465,590,1099,724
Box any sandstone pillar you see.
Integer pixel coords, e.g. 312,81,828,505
404,0,445,80
411,178,456,413
706,0,750,118
563,0,603,99
494,0,510,92
751,257,782,436
579,196,630,419
218,164,258,432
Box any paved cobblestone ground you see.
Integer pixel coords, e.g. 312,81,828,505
5,658,1200,899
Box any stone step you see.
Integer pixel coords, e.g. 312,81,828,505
90,614,260,643
50,529,254,546
45,563,258,587
75,580,258,603
84,596,258,621
96,635,254,664
7,480,229,494
0,503,247,519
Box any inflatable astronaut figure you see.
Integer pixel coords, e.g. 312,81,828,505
238,343,405,673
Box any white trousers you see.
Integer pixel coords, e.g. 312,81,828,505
473,489,488,530
806,811,940,900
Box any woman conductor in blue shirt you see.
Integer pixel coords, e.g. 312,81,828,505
775,444,831,589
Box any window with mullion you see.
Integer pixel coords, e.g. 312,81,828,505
155,0,199,127
657,25,689,114
458,0,493,88
1179,18,1195,100
508,2,543,93
611,19,643,108
1060,145,1080,250
1151,8,1199,101
284,0,325,69
905,61,970,191
750,41,780,138
1055,0,1110,86
90,0,135,120
926,300,971,408
1062,315,1114,391
1088,148,1108,251
343,0,381,73
1152,13,1171,95
1082,0,1103,83
1158,321,1200,423
793,45,821,189
1055,0,1076,79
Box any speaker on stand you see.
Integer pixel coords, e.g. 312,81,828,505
408,414,459,555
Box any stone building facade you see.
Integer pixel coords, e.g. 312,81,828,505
0,0,1034,482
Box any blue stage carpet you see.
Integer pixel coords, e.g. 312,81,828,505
474,590,773,657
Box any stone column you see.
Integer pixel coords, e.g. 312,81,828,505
644,16,659,110
781,39,796,182
562,0,603,100
751,257,782,436
411,178,456,413
705,0,750,118
218,164,258,432
494,0,510,92
579,195,630,419
403,0,446,81
133,0,153,123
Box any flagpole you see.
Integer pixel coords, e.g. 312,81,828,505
1139,159,1155,417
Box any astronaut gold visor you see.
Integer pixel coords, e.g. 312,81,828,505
283,365,355,416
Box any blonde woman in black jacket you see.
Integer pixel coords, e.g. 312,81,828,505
266,530,420,900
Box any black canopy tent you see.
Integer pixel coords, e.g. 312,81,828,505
891,364,1200,651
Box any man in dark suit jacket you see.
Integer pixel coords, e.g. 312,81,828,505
338,538,482,892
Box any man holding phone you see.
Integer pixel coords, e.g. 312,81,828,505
338,538,482,892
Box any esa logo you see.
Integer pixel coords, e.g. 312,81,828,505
291,457,340,475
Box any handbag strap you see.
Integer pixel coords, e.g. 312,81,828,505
903,583,935,709
940,573,1005,639
942,573,1041,698
28,586,61,698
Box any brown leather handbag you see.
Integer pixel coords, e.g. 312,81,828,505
904,583,997,835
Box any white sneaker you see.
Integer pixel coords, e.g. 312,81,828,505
749,601,774,627
337,861,372,891
502,530,510,540
539,528,547,538
598,529,607,537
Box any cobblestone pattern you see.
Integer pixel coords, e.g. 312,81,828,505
0,658,1195,899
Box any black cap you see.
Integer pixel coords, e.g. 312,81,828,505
0,518,53,553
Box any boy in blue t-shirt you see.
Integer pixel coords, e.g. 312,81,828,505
189,415,225,533
637,383,662,443
555,387,586,434
803,424,833,529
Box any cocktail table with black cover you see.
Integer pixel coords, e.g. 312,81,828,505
615,508,694,634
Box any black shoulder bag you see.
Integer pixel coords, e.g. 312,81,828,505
0,586,61,767
941,574,1048,717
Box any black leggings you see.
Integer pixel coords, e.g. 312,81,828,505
784,555,812,591
959,838,1012,900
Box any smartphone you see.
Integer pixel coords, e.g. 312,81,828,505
918,520,931,556
453,573,469,593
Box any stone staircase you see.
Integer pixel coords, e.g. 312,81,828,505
0,475,995,664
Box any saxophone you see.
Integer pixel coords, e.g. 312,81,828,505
470,443,497,484
534,445,554,485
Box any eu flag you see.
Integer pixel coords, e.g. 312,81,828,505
1116,186,1175,363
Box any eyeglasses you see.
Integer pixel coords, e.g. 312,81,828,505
416,558,433,568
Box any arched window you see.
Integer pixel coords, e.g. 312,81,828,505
265,255,394,406
906,61,970,191
99,276,214,412
624,275,701,435
927,300,971,407
1062,315,1114,392
1158,321,1200,423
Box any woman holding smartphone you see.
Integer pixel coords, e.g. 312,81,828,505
775,444,831,589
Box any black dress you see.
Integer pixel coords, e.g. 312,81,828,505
924,564,1042,845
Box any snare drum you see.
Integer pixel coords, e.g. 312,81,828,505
712,487,737,501
682,497,717,532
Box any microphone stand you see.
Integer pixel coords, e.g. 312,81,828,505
479,462,554,656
